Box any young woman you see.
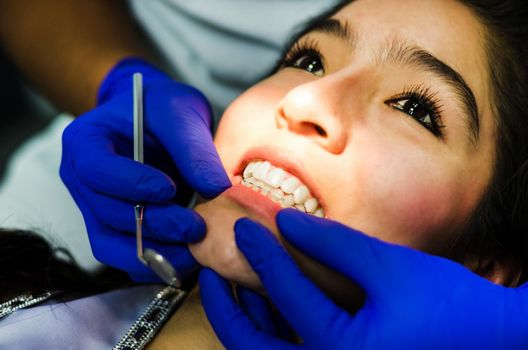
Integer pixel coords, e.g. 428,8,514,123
152,0,528,347
2,0,527,348
188,0,528,313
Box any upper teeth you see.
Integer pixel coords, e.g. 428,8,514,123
241,160,324,217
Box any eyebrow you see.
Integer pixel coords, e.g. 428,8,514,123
304,18,480,146
306,17,357,49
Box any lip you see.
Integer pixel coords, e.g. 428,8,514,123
232,146,327,216
223,184,282,226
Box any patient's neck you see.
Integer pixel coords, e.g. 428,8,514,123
148,286,223,349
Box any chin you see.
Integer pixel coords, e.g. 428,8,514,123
189,188,278,290
189,187,365,313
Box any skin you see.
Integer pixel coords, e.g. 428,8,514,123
0,0,155,114
152,0,507,347
189,0,499,310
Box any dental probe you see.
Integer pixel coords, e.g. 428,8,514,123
133,72,182,288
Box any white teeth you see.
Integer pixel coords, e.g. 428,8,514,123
266,167,287,187
240,160,325,217
281,194,295,207
293,185,310,204
280,177,300,194
294,204,306,212
253,161,271,181
259,183,272,195
270,196,281,203
304,197,318,213
243,161,258,178
271,188,283,199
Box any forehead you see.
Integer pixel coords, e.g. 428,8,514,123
333,0,484,54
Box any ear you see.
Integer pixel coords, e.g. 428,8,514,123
461,254,523,287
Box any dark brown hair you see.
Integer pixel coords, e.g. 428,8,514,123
449,0,528,283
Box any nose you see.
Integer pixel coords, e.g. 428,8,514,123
275,77,349,154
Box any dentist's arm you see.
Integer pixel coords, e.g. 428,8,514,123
200,210,528,350
0,0,154,114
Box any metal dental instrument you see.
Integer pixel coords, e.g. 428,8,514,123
133,72,182,288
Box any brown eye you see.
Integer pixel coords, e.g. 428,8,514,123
291,53,324,76
386,94,444,138
394,98,432,124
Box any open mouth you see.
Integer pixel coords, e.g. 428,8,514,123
240,160,325,217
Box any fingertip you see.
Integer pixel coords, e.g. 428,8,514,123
166,248,199,279
276,208,300,225
196,172,232,199
234,218,275,251
184,210,207,242
234,217,259,232
276,208,314,238
234,218,254,249
177,152,231,199
276,208,313,227
277,209,345,245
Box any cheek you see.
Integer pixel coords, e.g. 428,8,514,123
214,83,283,172
215,78,287,140
214,74,304,162
334,141,472,252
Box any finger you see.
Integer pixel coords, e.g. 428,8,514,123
277,209,422,296
234,218,355,347
80,186,205,243
85,216,198,279
66,125,176,202
199,269,297,350
237,287,295,342
237,286,278,336
146,87,231,198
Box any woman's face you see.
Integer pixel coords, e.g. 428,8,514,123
190,0,496,306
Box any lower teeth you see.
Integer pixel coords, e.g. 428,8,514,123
240,178,322,216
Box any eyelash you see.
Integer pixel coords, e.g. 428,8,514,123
280,42,446,138
385,85,445,138
280,39,325,76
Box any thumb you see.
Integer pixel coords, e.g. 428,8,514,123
277,209,423,299
146,86,231,198
236,286,279,336
199,269,297,350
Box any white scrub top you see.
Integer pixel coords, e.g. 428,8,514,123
0,114,99,271
129,0,340,119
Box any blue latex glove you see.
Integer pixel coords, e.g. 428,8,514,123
60,58,231,282
200,209,528,350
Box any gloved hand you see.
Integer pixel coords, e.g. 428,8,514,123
60,58,231,282
200,209,528,350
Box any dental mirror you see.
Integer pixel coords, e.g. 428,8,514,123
133,72,182,289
